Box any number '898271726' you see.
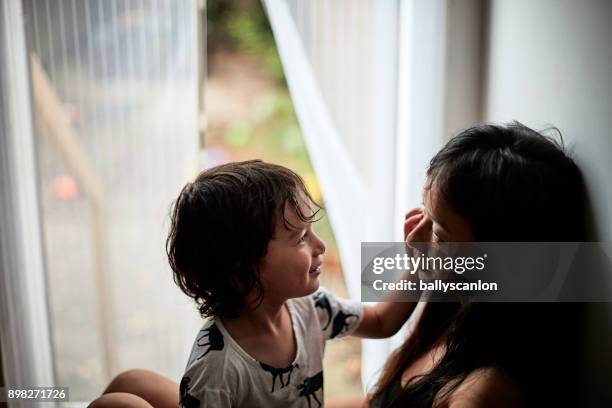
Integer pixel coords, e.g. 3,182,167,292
2,387,69,402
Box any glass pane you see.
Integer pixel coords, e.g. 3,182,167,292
23,0,200,401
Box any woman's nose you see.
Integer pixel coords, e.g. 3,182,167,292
406,215,433,243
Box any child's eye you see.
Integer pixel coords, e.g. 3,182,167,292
298,232,308,243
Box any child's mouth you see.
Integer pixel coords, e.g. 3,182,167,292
309,266,322,276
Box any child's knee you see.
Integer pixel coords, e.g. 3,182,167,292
103,369,179,408
89,392,153,408
105,369,156,394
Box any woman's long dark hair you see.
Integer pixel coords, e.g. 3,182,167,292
372,122,586,407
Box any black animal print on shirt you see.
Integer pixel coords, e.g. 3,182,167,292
298,371,323,408
196,322,224,359
179,376,200,408
330,310,359,339
259,362,299,392
313,292,333,330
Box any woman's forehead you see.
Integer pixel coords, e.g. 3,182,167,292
424,184,476,240
423,187,451,233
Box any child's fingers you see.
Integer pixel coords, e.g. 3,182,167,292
404,213,424,239
404,207,424,221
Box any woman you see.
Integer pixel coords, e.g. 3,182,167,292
362,121,585,407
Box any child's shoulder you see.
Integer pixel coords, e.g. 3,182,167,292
187,317,250,373
181,318,240,406
183,317,247,389
292,287,364,340
288,287,336,317
185,318,238,371
290,289,319,309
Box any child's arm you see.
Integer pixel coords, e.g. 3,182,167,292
351,300,418,339
352,208,425,339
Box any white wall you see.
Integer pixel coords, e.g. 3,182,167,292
485,0,612,240
484,0,612,404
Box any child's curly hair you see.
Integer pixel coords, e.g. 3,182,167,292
166,160,321,318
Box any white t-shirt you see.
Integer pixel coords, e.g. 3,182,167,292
179,288,364,408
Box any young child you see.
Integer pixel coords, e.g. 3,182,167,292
166,160,417,408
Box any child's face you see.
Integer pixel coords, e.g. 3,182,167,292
258,202,326,302
405,184,475,243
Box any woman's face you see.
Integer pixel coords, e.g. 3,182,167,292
405,184,475,243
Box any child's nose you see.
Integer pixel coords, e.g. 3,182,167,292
313,232,326,255
406,215,433,243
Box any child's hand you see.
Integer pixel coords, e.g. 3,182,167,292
404,207,425,241
353,208,426,339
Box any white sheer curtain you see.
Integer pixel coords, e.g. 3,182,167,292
263,0,451,389
1,0,201,402
0,3,55,404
